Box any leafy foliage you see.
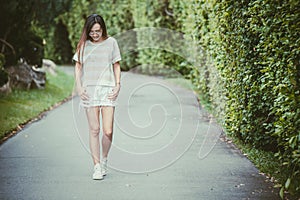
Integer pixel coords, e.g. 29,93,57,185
0,0,73,67
168,0,300,197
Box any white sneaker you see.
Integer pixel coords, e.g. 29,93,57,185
92,163,103,180
101,158,108,176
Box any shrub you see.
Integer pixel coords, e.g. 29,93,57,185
169,0,300,197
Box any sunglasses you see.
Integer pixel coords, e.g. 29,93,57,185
89,30,102,36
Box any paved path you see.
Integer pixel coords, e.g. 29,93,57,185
0,68,280,200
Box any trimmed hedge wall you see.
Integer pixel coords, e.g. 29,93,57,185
169,0,300,197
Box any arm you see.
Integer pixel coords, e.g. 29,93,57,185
113,61,121,86
74,61,88,100
108,61,121,100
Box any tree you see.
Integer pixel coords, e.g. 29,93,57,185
0,0,72,67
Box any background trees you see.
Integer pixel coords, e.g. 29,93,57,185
0,0,72,67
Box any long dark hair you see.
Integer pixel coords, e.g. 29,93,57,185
75,14,108,63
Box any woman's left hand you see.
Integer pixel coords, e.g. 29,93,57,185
108,84,120,101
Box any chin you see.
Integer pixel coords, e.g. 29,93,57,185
92,37,101,42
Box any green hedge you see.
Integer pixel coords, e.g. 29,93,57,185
169,0,300,197
219,1,300,196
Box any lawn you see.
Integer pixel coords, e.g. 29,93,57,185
0,68,74,141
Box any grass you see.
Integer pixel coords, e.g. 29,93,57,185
165,77,194,91
0,68,74,141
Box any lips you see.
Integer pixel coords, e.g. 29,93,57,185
92,35,101,41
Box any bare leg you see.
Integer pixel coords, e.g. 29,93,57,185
85,106,101,165
101,106,115,159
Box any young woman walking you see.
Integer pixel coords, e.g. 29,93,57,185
73,14,121,180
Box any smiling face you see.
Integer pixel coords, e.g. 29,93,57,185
89,23,102,42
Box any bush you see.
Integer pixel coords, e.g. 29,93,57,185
169,0,300,197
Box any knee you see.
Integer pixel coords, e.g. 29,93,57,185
103,129,113,140
89,126,100,137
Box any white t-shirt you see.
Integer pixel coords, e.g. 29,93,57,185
73,37,121,87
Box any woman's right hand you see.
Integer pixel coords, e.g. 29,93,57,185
78,87,89,100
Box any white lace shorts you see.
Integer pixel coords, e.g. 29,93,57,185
80,85,116,107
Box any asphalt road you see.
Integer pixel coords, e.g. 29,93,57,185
0,68,280,200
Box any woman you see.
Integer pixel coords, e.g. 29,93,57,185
73,14,121,180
